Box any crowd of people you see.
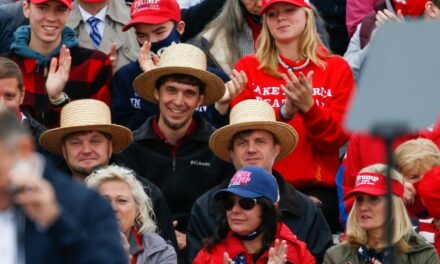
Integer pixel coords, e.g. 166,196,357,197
0,0,439,263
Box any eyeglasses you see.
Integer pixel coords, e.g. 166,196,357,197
222,198,258,211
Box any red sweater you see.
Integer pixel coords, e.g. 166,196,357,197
232,54,355,188
193,223,315,264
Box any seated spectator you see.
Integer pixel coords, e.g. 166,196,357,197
0,106,128,263
194,166,315,264
8,0,112,127
324,164,440,263
38,99,178,249
86,164,177,263
186,99,333,263
67,0,139,71
394,138,440,244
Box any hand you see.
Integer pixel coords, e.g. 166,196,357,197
375,9,404,28
403,181,416,206
46,45,71,100
215,70,248,114
223,252,234,264
371,258,383,264
138,41,159,73
120,231,132,262
267,239,287,264
108,43,117,74
173,220,187,250
10,158,60,229
280,70,314,113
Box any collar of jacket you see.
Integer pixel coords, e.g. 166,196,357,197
68,0,130,29
133,114,214,143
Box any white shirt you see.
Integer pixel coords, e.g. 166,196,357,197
0,208,18,264
78,5,108,38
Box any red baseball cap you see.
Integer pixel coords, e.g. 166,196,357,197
343,172,404,201
260,0,311,15
30,0,72,9
418,166,440,218
393,0,428,17
123,0,181,32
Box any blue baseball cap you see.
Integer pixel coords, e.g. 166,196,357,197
214,166,279,203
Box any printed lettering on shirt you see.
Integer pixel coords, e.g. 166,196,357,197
130,98,141,109
190,160,210,167
196,105,207,113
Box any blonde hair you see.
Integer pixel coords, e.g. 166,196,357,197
394,138,440,178
345,164,412,253
85,165,157,234
256,6,328,77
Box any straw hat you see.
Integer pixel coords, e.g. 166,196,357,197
133,43,225,106
209,100,299,162
39,99,133,155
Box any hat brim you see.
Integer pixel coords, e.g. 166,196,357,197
260,0,310,14
214,188,262,200
209,121,299,162
133,66,225,106
343,188,388,201
122,15,172,31
39,124,133,156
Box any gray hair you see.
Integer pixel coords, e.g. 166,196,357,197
85,164,157,234
0,106,29,152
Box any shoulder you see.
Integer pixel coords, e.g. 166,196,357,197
406,232,440,261
324,243,358,261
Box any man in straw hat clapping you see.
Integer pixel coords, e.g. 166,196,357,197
117,43,241,252
39,99,178,249
186,99,333,263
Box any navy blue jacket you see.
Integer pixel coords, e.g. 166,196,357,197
21,161,128,264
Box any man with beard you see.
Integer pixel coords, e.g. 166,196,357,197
38,99,178,250
117,43,244,253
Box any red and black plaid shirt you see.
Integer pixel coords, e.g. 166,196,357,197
9,45,112,128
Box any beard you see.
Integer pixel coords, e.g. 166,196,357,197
71,163,107,179
162,114,192,131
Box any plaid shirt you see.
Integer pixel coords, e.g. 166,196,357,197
9,45,112,128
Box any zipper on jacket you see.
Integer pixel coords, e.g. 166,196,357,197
172,157,176,174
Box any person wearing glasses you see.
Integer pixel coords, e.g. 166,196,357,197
193,166,315,263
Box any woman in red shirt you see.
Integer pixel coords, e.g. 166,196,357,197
231,0,355,232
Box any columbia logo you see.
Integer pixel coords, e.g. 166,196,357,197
190,160,210,167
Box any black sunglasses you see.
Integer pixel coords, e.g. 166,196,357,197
222,197,258,211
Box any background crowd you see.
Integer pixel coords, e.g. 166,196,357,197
0,0,439,263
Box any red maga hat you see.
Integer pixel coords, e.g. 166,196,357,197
30,0,72,9
123,0,181,31
343,172,404,201
260,0,311,15
393,0,428,17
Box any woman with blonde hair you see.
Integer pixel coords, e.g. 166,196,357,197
230,0,355,233
85,165,177,263
324,164,439,263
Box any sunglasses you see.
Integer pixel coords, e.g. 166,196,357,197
222,197,258,211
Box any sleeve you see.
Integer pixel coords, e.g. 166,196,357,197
47,191,128,263
111,67,137,128
346,0,376,37
181,0,226,42
343,24,370,80
300,59,354,152
89,55,112,105
230,57,257,107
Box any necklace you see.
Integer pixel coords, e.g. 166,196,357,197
277,55,310,71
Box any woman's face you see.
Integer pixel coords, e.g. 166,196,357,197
355,194,387,234
240,0,262,16
225,195,262,236
265,3,307,44
98,180,138,236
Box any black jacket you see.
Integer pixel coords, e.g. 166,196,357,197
118,115,235,232
186,170,333,264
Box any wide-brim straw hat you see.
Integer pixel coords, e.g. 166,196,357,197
209,99,299,162
40,99,133,155
133,43,225,106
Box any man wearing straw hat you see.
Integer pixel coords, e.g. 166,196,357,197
186,99,333,263
39,99,178,249
118,43,237,252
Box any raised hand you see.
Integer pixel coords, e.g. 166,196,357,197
215,69,248,114
46,45,71,101
267,239,287,264
173,220,187,250
108,43,117,74
280,69,314,115
138,41,159,73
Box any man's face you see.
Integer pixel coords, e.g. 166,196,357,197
229,130,281,172
0,78,24,116
23,0,70,51
134,20,183,44
62,131,112,178
154,80,204,131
